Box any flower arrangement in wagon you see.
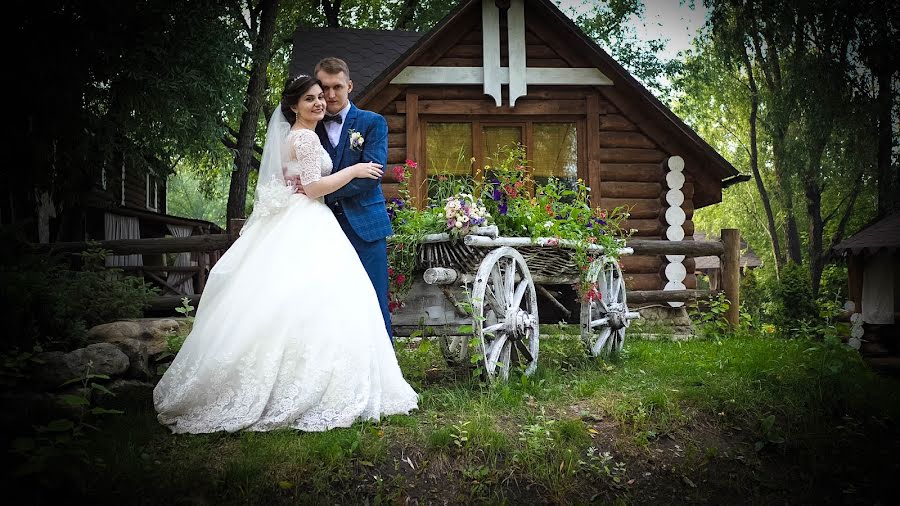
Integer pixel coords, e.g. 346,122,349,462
443,193,490,238
386,144,633,311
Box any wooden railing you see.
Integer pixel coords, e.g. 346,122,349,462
35,225,742,328
625,229,741,329
37,233,236,310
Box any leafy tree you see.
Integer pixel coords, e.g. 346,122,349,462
12,0,245,240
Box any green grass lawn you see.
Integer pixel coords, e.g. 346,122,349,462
8,327,900,504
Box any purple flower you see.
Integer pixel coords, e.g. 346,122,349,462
498,202,508,215
492,188,502,201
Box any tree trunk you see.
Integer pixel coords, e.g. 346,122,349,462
876,58,897,216
226,0,280,224
741,47,784,275
394,0,418,29
320,0,341,27
771,136,804,265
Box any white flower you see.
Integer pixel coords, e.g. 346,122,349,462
544,221,554,228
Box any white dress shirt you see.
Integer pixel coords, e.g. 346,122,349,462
325,102,351,148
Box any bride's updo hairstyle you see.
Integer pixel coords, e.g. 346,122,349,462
281,74,322,124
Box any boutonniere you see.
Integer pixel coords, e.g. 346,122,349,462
349,129,364,151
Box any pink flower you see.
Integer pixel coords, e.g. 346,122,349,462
392,166,406,182
405,159,418,169
546,237,560,246
396,273,407,285
599,210,607,219
388,267,395,277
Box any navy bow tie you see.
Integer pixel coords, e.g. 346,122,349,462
323,114,343,124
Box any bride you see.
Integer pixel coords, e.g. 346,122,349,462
153,75,418,433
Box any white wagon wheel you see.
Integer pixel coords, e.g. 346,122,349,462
471,247,539,382
580,256,637,358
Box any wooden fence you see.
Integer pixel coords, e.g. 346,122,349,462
37,225,742,328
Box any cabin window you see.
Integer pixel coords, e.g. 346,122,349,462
146,172,159,211
424,120,580,197
532,122,578,187
425,123,473,199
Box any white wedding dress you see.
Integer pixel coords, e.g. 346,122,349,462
153,128,418,434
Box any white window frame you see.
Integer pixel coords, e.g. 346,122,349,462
120,159,126,206
146,172,159,211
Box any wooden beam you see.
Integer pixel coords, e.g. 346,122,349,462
405,93,425,207
628,289,718,304
721,229,741,329
627,239,724,257
37,234,234,255
397,99,587,115
586,93,602,208
482,0,502,106
507,0,527,106
390,66,612,86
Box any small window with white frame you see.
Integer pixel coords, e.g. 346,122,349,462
146,171,159,211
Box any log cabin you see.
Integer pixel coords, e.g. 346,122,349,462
290,0,748,300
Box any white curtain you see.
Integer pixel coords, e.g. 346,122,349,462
862,250,896,325
104,213,142,267
166,224,195,295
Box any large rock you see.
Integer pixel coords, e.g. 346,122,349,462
87,318,186,359
64,343,129,378
111,338,153,381
31,351,76,390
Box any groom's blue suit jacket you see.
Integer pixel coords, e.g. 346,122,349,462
316,102,393,243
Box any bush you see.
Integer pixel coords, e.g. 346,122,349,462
765,262,817,332
1,245,158,351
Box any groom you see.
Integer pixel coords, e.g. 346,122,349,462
314,57,394,341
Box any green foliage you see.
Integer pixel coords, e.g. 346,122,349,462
14,0,245,220
10,363,123,482
1,246,158,350
166,168,228,229
690,292,732,340
766,263,817,332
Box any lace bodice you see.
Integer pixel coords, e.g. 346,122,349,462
284,129,332,185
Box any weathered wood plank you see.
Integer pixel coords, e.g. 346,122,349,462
597,131,658,149
385,115,405,132
598,181,662,199
626,239,724,256
39,234,234,255
388,132,405,148
599,163,665,182
622,272,663,291
598,114,636,131
397,99,586,115
618,255,663,272
600,197,661,219
598,148,667,163
388,147,407,164
627,289,718,304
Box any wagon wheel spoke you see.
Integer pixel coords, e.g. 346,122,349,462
514,338,534,365
484,334,508,375
482,322,504,334
499,340,512,381
591,327,612,356
488,278,507,310
490,264,507,308
504,258,517,304
512,279,528,308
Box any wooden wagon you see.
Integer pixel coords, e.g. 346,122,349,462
390,226,640,382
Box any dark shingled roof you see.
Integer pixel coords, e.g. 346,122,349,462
289,27,422,100
833,211,900,255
